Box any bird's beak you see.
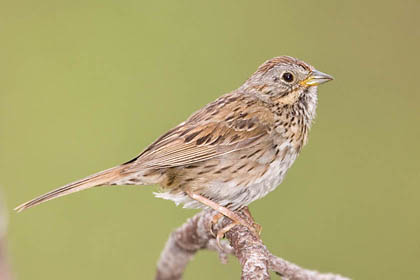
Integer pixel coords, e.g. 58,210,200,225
301,70,334,86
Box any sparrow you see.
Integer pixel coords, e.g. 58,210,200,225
15,56,333,240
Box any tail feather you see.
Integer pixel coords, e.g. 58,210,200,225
14,165,125,213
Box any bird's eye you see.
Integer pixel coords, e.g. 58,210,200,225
282,72,294,83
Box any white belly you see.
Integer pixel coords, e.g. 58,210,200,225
155,141,298,210
226,144,298,209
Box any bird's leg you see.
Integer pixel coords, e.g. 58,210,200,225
186,191,259,247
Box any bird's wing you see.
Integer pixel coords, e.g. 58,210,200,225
123,95,274,171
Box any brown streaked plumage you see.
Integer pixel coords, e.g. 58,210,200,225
15,56,333,238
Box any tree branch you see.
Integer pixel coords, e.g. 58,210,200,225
156,208,350,280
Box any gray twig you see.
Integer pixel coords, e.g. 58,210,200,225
155,208,350,280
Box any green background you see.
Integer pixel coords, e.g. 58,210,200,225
1,1,419,279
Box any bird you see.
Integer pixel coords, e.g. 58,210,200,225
15,56,333,239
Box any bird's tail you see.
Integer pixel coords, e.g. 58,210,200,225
14,165,126,213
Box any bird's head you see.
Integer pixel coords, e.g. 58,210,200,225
243,56,333,106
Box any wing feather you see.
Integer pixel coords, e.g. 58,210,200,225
123,93,274,171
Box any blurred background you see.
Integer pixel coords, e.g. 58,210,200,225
1,0,419,279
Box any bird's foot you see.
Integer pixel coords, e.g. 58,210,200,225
186,191,261,249
210,209,261,249
209,212,224,237
242,207,263,235
214,216,260,249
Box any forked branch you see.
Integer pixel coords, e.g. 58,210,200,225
155,208,350,280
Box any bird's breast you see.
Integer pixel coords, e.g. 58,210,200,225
219,139,299,208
